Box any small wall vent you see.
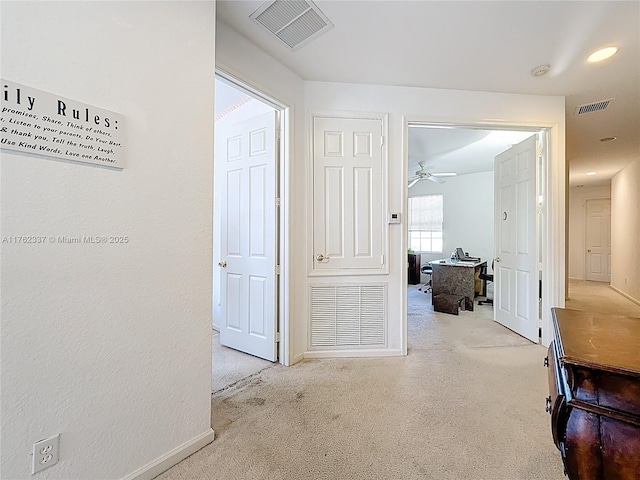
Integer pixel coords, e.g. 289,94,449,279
574,98,614,115
250,0,334,51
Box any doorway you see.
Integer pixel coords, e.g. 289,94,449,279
405,124,543,345
213,72,288,391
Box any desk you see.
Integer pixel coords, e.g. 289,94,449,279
429,259,486,311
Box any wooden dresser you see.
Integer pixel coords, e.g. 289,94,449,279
546,308,640,479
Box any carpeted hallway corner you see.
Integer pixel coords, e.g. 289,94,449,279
157,286,565,480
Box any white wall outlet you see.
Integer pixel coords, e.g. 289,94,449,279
32,434,59,474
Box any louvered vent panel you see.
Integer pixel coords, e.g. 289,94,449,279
310,285,386,348
575,98,614,115
250,0,334,51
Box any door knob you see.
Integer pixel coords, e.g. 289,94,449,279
218,261,227,268
316,254,329,262
495,257,501,262
587,249,592,253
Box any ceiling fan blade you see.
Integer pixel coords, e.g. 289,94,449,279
408,177,421,188
427,175,444,184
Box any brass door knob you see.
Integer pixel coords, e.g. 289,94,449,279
316,254,329,262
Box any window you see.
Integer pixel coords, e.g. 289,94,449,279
408,194,443,253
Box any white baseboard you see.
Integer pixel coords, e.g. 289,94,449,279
291,352,305,365
609,285,640,307
304,348,404,359
122,429,215,480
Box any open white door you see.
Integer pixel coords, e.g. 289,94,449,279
494,135,538,342
585,198,611,282
215,111,278,361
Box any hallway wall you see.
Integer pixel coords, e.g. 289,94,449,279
1,2,215,478
611,158,640,303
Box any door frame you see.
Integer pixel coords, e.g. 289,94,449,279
401,117,565,351
214,68,291,365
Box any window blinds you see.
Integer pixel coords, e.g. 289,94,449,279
408,194,443,231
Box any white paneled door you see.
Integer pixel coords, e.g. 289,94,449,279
312,116,385,273
215,111,278,361
585,198,611,283
494,135,538,342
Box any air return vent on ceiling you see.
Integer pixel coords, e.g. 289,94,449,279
574,98,614,115
250,0,334,51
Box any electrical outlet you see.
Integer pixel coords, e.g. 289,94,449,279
32,434,59,474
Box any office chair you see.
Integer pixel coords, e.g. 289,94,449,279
478,261,494,305
419,264,432,293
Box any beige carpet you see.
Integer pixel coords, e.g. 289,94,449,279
212,331,273,393
566,278,640,317
157,284,584,480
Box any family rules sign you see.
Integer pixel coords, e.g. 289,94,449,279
1,79,125,169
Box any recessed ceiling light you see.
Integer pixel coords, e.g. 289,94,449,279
531,65,551,77
587,46,619,63
600,136,618,142
586,171,597,176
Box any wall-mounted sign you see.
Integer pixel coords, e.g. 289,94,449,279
1,79,125,169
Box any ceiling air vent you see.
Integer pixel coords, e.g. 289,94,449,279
250,0,334,51
574,98,614,115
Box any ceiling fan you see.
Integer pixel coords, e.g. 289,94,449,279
408,162,456,188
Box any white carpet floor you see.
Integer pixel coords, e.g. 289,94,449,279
155,282,624,479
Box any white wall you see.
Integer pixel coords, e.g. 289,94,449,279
611,159,640,303
410,171,494,267
1,2,215,479
215,21,307,363
305,81,566,351
567,185,611,280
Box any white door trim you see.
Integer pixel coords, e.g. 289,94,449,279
214,67,292,365
401,117,565,352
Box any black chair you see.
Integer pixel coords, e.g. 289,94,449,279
478,261,494,305
419,264,432,293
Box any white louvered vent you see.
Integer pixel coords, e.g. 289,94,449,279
310,285,386,348
250,0,334,51
574,98,614,115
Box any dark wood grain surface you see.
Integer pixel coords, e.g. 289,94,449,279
552,308,640,376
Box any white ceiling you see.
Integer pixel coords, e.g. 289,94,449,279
408,126,536,180
217,0,640,186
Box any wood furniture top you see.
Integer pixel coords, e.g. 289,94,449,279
552,308,640,376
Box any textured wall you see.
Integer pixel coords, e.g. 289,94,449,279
1,2,215,478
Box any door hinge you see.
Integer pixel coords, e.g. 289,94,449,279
381,254,385,265
276,129,281,141
276,332,280,342
276,197,281,207
381,136,385,146
276,264,281,275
